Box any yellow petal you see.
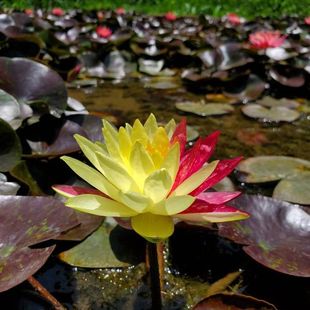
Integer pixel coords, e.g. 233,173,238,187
144,113,158,139
118,191,151,213
61,156,119,200
131,119,148,146
102,127,122,161
152,127,170,158
130,142,155,187
165,118,176,139
131,213,174,240
173,160,219,196
148,195,195,215
66,194,137,217
143,169,172,203
161,142,180,181
74,134,106,173
175,212,249,223
95,152,138,192
118,127,132,161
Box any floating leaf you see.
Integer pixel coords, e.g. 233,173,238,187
241,104,300,122
256,96,300,109
269,65,305,87
0,118,22,172
56,212,103,241
0,57,67,117
0,172,20,195
0,89,22,129
0,195,78,291
236,156,310,183
224,74,265,103
193,293,277,310
59,221,145,268
219,194,310,277
273,172,310,205
176,101,234,116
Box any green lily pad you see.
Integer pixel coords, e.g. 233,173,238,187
273,172,310,205
242,104,300,122
236,156,310,183
256,96,300,109
59,221,145,268
186,125,199,142
0,118,22,172
176,101,234,116
219,194,310,277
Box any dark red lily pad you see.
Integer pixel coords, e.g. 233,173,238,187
0,57,67,117
193,293,277,310
0,118,22,172
219,195,310,277
0,195,79,291
269,65,305,87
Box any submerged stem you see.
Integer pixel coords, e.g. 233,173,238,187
27,276,66,310
147,242,164,310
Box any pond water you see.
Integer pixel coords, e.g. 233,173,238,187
3,79,307,309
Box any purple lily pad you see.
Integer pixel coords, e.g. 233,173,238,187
193,293,277,310
269,65,305,87
0,195,79,291
219,194,310,277
224,74,266,103
0,57,67,117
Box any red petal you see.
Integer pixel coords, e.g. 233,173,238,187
196,191,241,204
170,131,220,192
190,157,243,196
180,199,243,214
53,185,108,198
170,118,187,156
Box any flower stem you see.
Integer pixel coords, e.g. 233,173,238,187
146,242,164,310
27,276,66,310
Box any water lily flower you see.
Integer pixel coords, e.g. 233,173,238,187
165,11,177,21
53,114,248,241
226,13,242,25
52,7,65,16
24,8,33,16
249,31,286,49
304,17,310,25
115,7,126,15
96,26,112,38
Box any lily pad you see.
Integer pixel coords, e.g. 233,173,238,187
273,172,310,205
0,195,78,291
224,74,265,103
0,89,21,129
0,57,67,117
193,293,277,310
241,104,300,122
56,211,103,241
0,172,20,195
59,221,146,268
256,96,300,109
176,100,234,116
269,65,305,87
236,156,310,183
219,194,310,277
0,118,22,172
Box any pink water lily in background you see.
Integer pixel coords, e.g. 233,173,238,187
249,30,286,49
96,26,112,38
53,115,248,241
305,17,310,25
52,7,65,16
165,11,177,21
226,13,241,25
24,8,33,16
115,7,126,15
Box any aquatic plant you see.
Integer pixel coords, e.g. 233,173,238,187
54,114,248,242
